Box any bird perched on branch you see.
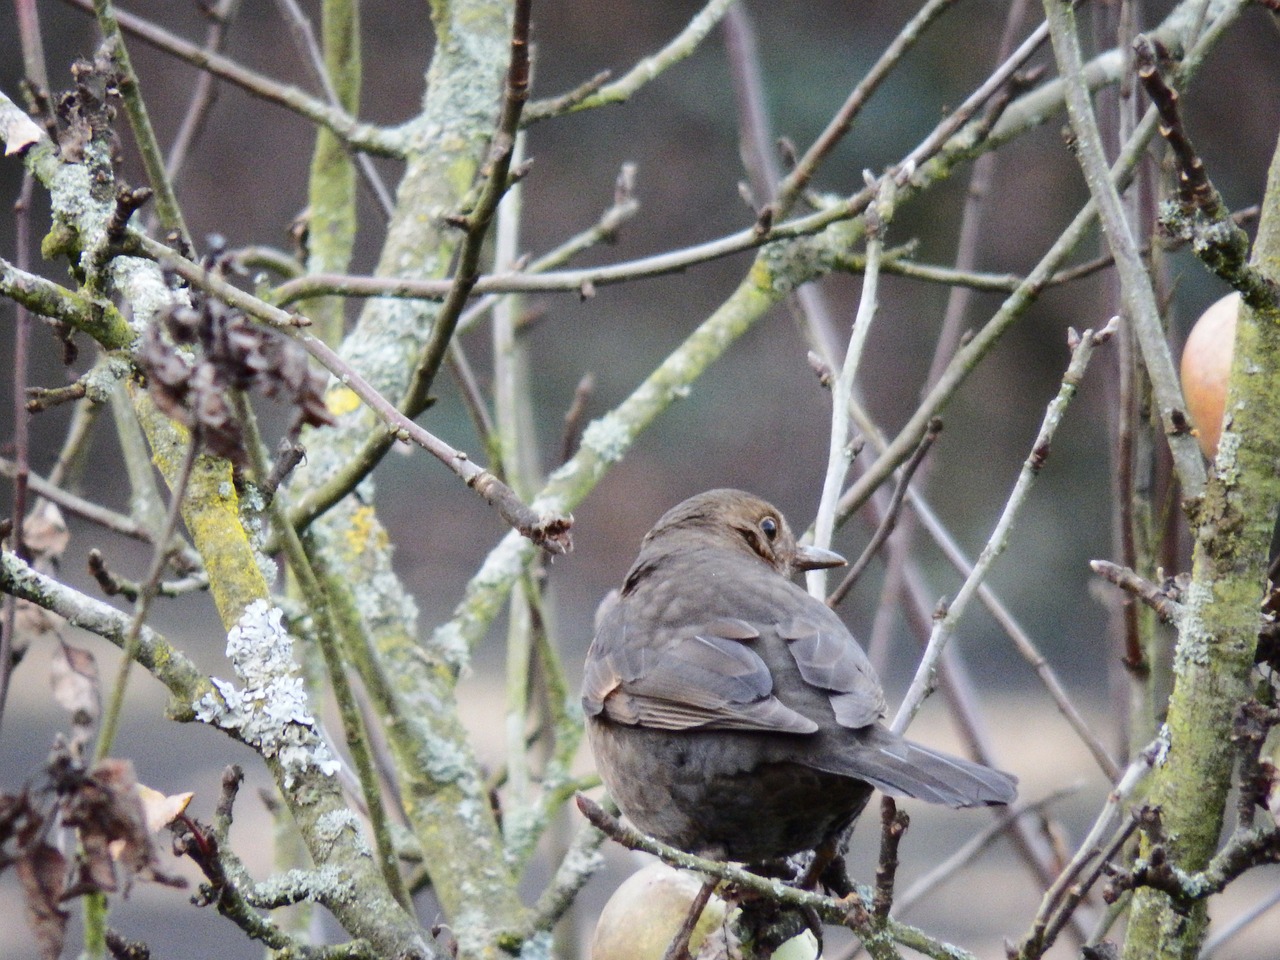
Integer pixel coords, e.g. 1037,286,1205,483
582,489,1017,864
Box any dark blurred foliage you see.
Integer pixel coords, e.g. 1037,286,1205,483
2,1,1280,957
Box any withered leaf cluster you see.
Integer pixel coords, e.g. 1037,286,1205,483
6,503,70,667
2,746,186,960
140,283,334,466
53,53,122,165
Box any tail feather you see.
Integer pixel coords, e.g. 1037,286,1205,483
812,725,1017,808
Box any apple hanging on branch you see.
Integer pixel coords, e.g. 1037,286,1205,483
1180,291,1240,461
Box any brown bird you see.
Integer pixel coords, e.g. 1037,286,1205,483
583,489,1017,863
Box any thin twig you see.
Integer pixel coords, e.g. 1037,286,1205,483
271,0,393,215
93,0,191,244
722,4,779,206
660,878,717,960
771,0,960,216
0,173,36,736
1035,808,1140,955
872,798,908,921
58,0,403,157
808,188,889,599
268,232,1185,305
95,435,199,759
88,548,208,600
131,235,571,553
446,342,498,462
523,0,737,122
928,0,1034,387
273,161,640,323
900,489,1122,781
1136,35,1276,307
559,374,595,465
1045,0,1206,498
1013,739,1163,960
574,795,976,960
15,0,51,95
162,0,242,190
894,784,1082,917
1201,884,1280,957
827,419,940,609
892,320,1118,733
1090,560,1183,624
44,392,104,491
894,19,1050,187
0,460,164,545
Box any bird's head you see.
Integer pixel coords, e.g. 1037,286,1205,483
642,489,845,577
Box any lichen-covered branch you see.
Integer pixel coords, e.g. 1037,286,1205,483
0,257,132,347
1120,128,1280,960
0,548,209,711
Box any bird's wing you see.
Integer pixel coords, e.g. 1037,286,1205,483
778,612,887,729
583,616,818,734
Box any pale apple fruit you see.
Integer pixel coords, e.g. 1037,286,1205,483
1181,292,1239,460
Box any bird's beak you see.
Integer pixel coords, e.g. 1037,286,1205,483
793,545,846,571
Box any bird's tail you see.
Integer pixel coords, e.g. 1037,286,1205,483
814,725,1018,808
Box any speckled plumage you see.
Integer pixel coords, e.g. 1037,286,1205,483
583,489,1017,863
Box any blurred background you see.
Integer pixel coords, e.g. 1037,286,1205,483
2,0,1279,956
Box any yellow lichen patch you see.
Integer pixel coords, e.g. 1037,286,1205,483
327,386,362,417
182,458,271,626
132,389,271,628
345,503,390,556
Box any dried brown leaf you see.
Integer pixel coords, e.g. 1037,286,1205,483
143,288,334,465
2,109,44,156
61,759,185,895
54,101,92,162
50,641,100,728
24,502,70,565
12,599,58,658
17,843,69,960
134,784,193,834
0,788,40,861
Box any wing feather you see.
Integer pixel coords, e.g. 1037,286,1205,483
778,614,886,728
590,617,817,734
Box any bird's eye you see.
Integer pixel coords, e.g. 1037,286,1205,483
760,517,778,541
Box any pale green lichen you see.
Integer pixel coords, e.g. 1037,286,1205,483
1172,581,1215,673
1214,428,1242,484
501,807,542,866
517,931,553,960
316,809,370,856
432,620,469,672
250,865,353,905
1152,723,1172,767
237,484,280,586
82,355,131,403
420,732,475,784
557,843,604,879
579,411,631,464
193,599,342,787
